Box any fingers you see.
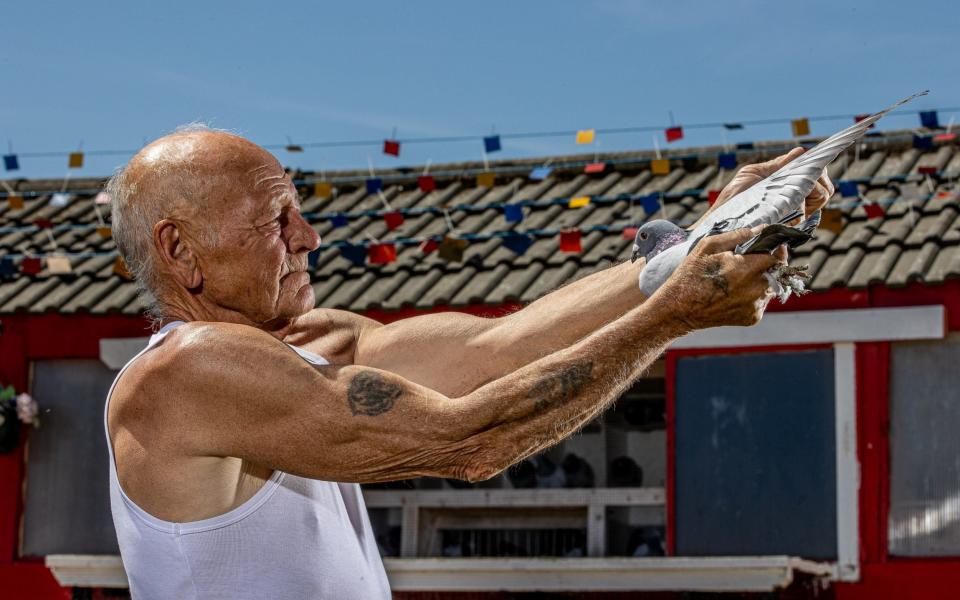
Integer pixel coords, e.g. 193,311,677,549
699,225,764,253
740,147,805,179
742,249,781,273
804,168,834,216
772,244,788,265
818,168,835,198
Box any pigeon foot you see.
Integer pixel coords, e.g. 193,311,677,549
765,264,811,303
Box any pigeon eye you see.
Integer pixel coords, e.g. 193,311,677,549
639,232,648,241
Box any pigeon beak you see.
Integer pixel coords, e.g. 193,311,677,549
631,245,641,263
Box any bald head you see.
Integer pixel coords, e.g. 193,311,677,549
107,125,292,323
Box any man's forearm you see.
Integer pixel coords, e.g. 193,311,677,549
353,257,649,399
484,257,648,369
450,292,684,481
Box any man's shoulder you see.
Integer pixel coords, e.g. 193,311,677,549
122,322,274,393
282,308,380,359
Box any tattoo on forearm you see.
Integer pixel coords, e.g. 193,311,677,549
347,372,401,416
703,259,730,297
528,363,594,412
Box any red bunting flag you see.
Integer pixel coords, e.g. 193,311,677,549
419,238,439,254
622,226,638,240
863,202,886,219
917,166,938,175
21,257,41,274
708,190,721,206
665,126,683,142
584,162,606,174
368,243,397,264
559,228,582,253
417,175,436,193
854,114,875,130
383,139,400,157
383,211,404,230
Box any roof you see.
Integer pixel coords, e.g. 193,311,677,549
1,129,958,316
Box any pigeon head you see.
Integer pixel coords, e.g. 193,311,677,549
631,220,688,263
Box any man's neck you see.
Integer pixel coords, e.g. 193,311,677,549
161,301,299,342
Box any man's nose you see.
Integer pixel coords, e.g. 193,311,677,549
287,211,321,254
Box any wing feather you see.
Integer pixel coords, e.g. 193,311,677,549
691,91,928,238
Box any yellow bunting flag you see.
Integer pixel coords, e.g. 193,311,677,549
791,118,810,137
46,255,72,274
68,152,84,168
575,129,595,145
820,208,844,235
113,256,132,279
7,195,24,210
438,235,468,262
651,159,670,175
568,196,591,208
476,172,495,188
97,226,113,239
314,182,333,198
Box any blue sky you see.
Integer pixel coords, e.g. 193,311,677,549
3,0,957,179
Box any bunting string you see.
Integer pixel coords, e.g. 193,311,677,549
4,105,959,162
2,188,956,263
0,131,956,199
1,171,956,238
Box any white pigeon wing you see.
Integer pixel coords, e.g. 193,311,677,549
689,91,928,243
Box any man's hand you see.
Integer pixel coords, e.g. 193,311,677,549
656,226,784,331
692,147,835,230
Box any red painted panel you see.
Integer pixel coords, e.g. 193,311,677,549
855,342,890,565
664,352,677,556
0,318,29,564
835,561,960,600
0,562,70,600
765,287,870,312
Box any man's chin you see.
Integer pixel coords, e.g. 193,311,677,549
281,285,316,318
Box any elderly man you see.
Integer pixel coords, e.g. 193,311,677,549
103,126,831,599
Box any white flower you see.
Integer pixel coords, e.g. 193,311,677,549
15,393,39,427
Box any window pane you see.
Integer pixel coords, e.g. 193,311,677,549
889,335,960,556
22,359,119,556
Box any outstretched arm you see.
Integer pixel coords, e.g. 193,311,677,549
353,150,831,397
151,228,777,483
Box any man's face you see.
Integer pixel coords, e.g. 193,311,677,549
195,157,321,326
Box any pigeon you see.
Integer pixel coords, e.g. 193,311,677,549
631,91,928,302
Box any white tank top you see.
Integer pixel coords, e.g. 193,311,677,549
103,320,391,600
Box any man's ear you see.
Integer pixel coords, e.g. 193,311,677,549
154,219,202,289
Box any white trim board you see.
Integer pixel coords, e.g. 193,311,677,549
833,342,860,581
672,305,945,349
99,337,148,370
45,555,835,592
